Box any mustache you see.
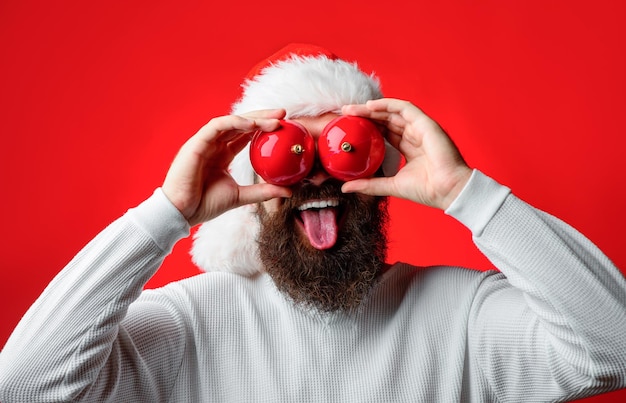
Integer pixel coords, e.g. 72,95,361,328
283,179,354,210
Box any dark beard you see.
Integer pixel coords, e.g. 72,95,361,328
257,180,388,313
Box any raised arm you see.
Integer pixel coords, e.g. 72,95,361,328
343,98,626,400
0,111,291,402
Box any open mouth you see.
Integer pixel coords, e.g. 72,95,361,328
295,198,344,250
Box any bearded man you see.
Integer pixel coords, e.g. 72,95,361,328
1,44,625,402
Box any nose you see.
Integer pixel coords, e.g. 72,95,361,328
301,160,332,186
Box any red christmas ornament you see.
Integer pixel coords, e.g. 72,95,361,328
318,116,386,181
249,120,315,186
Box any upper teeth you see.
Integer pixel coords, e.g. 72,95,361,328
297,199,339,211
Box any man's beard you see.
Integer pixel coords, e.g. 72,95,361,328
257,179,388,313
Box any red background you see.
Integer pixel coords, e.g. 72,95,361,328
1,1,625,401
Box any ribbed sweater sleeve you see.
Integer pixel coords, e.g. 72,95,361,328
446,170,626,402
0,189,190,403
2,171,625,403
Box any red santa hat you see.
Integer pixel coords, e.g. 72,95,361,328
190,43,401,275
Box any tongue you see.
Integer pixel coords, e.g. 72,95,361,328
300,208,339,250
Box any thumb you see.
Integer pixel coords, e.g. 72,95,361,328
341,177,394,197
236,183,292,207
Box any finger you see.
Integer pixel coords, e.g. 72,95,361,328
346,98,424,121
365,98,413,112
217,117,282,143
342,105,397,123
384,125,405,149
193,115,256,145
199,116,282,145
341,104,370,116
343,104,409,129
341,177,394,197
226,131,254,156
240,108,287,120
252,117,283,132
237,183,292,206
365,98,426,122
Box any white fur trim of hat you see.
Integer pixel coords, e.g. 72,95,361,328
190,43,401,275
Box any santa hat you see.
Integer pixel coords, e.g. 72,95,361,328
190,43,401,275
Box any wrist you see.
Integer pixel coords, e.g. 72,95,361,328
437,166,473,210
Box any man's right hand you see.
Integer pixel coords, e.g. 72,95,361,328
162,110,292,227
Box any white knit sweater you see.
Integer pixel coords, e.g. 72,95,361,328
1,171,625,402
